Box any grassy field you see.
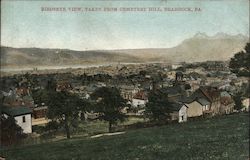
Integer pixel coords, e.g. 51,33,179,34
1,113,249,160
26,116,146,144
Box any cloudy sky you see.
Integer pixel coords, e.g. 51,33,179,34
1,0,249,50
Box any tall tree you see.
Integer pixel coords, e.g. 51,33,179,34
91,87,127,132
43,90,87,139
233,92,244,110
145,89,172,121
32,76,89,139
229,43,250,77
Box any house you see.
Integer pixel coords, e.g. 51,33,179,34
196,98,210,112
180,96,210,118
2,105,32,133
84,112,101,120
190,87,234,116
15,86,31,97
119,85,139,101
169,103,188,123
171,64,182,70
2,89,23,107
131,91,148,108
241,97,250,111
2,88,35,108
32,106,50,126
56,81,73,92
190,86,221,116
167,71,176,80
185,100,203,118
32,105,48,117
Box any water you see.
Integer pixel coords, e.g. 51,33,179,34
0,62,155,73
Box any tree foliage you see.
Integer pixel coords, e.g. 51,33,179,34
32,89,50,105
32,75,90,139
145,90,172,121
233,92,244,110
91,87,127,132
229,43,250,77
0,115,27,146
45,91,88,138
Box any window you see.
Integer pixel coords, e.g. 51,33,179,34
22,116,26,123
181,115,184,121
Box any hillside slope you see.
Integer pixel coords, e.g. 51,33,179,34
2,113,249,160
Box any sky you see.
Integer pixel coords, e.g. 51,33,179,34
1,0,249,50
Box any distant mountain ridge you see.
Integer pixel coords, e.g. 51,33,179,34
1,32,249,68
0,47,140,67
108,32,249,63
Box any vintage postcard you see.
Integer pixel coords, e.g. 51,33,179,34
0,0,249,159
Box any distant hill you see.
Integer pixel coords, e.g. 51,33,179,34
0,47,140,67
166,32,249,62
1,32,248,68
113,32,249,63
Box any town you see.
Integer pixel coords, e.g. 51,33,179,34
1,46,249,146
1,0,249,159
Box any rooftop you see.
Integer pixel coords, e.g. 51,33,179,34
169,102,186,112
197,98,210,106
1,105,32,117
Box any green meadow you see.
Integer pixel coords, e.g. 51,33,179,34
1,113,249,160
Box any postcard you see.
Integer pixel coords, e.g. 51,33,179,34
0,0,249,159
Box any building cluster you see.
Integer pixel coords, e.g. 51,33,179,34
1,61,249,133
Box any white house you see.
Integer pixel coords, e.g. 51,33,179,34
171,64,182,70
169,103,188,123
178,104,188,123
2,105,32,133
131,91,148,108
241,97,250,112
132,98,147,107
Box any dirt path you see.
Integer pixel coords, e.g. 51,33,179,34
90,132,125,138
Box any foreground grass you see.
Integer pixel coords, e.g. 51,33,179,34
1,113,249,160
75,116,145,136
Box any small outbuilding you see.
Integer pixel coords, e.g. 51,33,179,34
169,103,188,123
2,105,32,133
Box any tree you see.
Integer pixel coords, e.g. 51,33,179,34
32,89,50,105
139,70,147,77
145,89,172,121
32,75,89,139
0,115,27,146
233,92,243,111
229,43,250,77
184,84,191,90
44,121,60,134
91,87,127,132
46,78,57,91
176,66,186,72
45,91,88,139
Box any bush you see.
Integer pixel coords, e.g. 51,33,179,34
32,125,46,134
